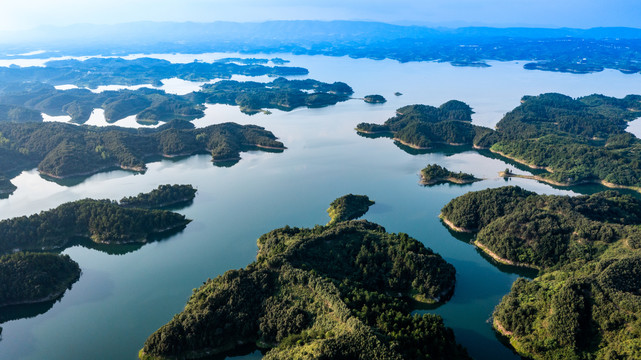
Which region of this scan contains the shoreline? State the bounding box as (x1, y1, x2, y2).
(0, 271, 80, 308)
(420, 175, 479, 186)
(439, 213, 475, 233)
(499, 171, 641, 193)
(474, 240, 539, 270)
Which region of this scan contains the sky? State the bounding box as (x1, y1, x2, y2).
(0, 0, 639, 32)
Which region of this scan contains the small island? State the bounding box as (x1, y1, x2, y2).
(0, 177, 16, 196)
(0, 186, 194, 254)
(120, 184, 197, 209)
(326, 193, 374, 224)
(420, 164, 479, 185)
(363, 94, 386, 104)
(441, 186, 641, 359)
(0, 252, 81, 307)
(140, 196, 468, 360)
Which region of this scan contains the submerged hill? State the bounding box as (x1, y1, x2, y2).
(140, 196, 468, 360)
(442, 186, 641, 359)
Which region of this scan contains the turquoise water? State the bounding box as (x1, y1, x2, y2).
(1, 55, 640, 360)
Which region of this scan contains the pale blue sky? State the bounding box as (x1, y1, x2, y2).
(0, 0, 639, 31)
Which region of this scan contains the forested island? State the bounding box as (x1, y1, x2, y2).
(0, 120, 284, 192)
(356, 101, 491, 149)
(326, 194, 374, 224)
(420, 164, 479, 185)
(140, 196, 467, 360)
(363, 94, 386, 104)
(360, 93, 641, 190)
(0, 76, 353, 124)
(0, 185, 194, 254)
(0, 57, 308, 88)
(0, 252, 81, 307)
(120, 184, 197, 209)
(441, 186, 641, 359)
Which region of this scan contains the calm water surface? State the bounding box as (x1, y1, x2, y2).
(1, 54, 640, 360)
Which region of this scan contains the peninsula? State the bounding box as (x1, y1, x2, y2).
(120, 184, 197, 209)
(420, 164, 479, 185)
(441, 186, 641, 359)
(140, 196, 468, 360)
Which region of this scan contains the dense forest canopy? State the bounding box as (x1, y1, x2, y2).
(141, 196, 467, 360)
(326, 194, 374, 224)
(442, 186, 641, 359)
(120, 184, 197, 209)
(0, 120, 284, 190)
(0, 191, 192, 253)
(360, 94, 641, 189)
(356, 100, 491, 149)
(0, 252, 81, 307)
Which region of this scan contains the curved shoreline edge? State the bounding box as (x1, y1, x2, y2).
(438, 213, 475, 233)
(492, 149, 641, 193)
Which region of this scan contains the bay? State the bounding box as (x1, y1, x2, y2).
(0, 54, 640, 360)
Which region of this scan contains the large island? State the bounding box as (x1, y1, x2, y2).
(360, 93, 641, 191)
(140, 196, 468, 360)
(442, 186, 641, 359)
(0, 120, 284, 194)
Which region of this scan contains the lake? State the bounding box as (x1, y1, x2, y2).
(1, 54, 640, 360)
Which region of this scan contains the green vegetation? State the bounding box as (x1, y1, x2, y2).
(0, 177, 16, 195)
(120, 184, 197, 209)
(0, 197, 190, 253)
(420, 164, 479, 185)
(140, 197, 467, 360)
(198, 77, 353, 114)
(0, 104, 42, 123)
(356, 101, 491, 149)
(326, 194, 374, 224)
(0, 64, 351, 123)
(0, 120, 284, 183)
(488, 93, 641, 189)
(363, 94, 386, 104)
(0, 252, 80, 306)
(442, 186, 641, 359)
(0, 57, 308, 88)
(361, 94, 641, 189)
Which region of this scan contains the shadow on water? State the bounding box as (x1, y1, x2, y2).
(0, 278, 81, 325)
(0, 300, 57, 325)
(69, 224, 189, 255)
(442, 220, 539, 279)
(393, 142, 475, 157)
(39, 167, 145, 187)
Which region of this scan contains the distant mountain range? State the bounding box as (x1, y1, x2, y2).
(1, 20, 640, 74)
